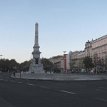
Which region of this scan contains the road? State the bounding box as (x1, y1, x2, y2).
(0, 73, 107, 107)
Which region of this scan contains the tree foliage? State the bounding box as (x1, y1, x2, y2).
(41, 58, 53, 72)
(19, 60, 31, 72)
(0, 58, 54, 73)
(0, 59, 19, 72)
(83, 56, 94, 70)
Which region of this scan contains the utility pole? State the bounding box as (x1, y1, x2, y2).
(0, 55, 3, 60)
(63, 51, 67, 73)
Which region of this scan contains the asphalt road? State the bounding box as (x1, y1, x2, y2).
(0, 73, 107, 107)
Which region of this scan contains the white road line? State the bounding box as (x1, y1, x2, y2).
(96, 98, 107, 103)
(2, 80, 8, 82)
(96, 87, 107, 92)
(39, 86, 50, 89)
(27, 83, 34, 86)
(98, 87, 107, 90)
(17, 82, 23, 84)
(60, 90, 76, 95)
(96, 89, 101, 91)
(37, 86, 77, 95)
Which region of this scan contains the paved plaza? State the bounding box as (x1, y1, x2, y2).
(13, 72, 107, 81)
(0, 74, 107, 107)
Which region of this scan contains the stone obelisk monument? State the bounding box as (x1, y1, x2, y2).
(29, 22, 44, 73)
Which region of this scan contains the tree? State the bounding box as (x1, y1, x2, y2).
(83, 56, 94, 72)
(0, 59, 9, 72)
(0, 59, 19, 72)
(19, 60, 31, 72)
(41, 58, 53, 73)
(9, 59, 19, 72)
(105, 55, 107, 70)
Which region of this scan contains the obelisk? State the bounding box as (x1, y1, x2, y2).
(29, 23, 44, 73)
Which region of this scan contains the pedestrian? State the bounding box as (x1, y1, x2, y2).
(13, 71, 15, 77)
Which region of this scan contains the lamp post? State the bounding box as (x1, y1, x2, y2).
(0, 55, 3, 58)
(63, 51, 67, 73)
(0, 55, 2, 72)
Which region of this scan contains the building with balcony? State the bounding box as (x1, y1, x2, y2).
(69, 35, 107, 71)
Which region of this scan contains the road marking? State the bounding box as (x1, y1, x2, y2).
(96, 87, 107, 92)
(96, 89, 101, 91)
(98, 87, 107, 90)
(96, 98, 107, 103)
(39, 86, 50, 89)
(2, 80, 8, 82)
(17, 82, 23, 84)
(39, 86, 76, 94)
(27, 83, 34, 86)
(60, 90, 76, 95)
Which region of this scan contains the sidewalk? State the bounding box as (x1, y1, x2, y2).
(12, 72, 107, 81)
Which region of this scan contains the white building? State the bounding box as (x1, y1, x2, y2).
(69, 35, 107, 71)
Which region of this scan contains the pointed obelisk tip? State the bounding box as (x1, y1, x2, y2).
(35, 22, 38, 25)
(35, 22, 38, 32)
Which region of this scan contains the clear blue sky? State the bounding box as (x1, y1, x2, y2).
(0, 0, 107, 63)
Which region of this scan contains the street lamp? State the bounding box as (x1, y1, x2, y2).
(63, 51, 67, 73)
(0, 55, 3, 59)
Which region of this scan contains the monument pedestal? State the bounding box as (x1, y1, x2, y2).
(29, 63, 44, 73)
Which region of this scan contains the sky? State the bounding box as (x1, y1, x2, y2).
(0, 0, 107, 63)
